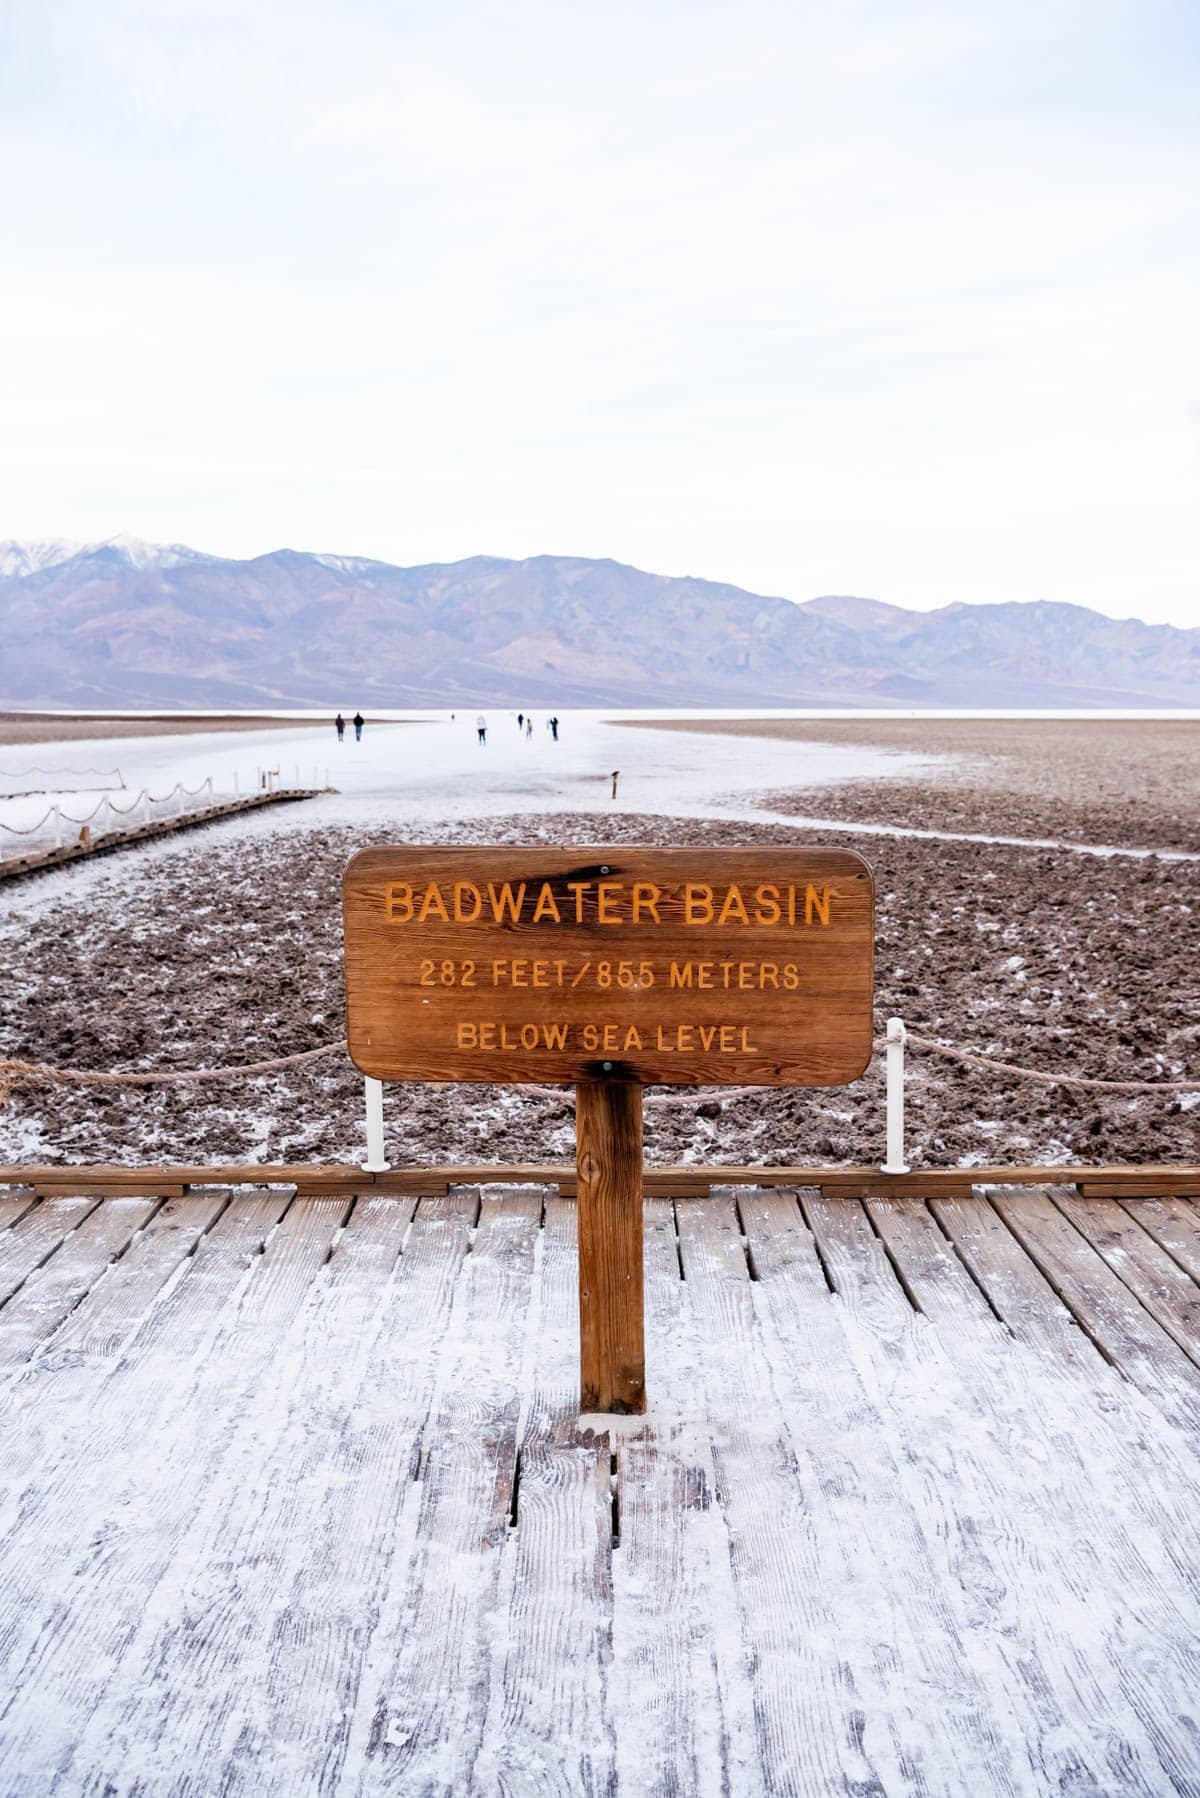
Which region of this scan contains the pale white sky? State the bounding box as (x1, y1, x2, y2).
(1, 0, 1197, 625)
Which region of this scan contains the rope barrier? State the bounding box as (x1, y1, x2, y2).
(0, 780, 215, 841)
(1, 1035, 1196, 1098)
(56, 797, 109, 826)
(902, 1030, 1200, 1093)
(0, 764, 124, 786)
(105, 790, 148, 816)
(0, 806, 57, 837)
(0, 1044, 341, 1097)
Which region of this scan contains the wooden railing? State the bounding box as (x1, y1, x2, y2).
(1, 1162, 1196, 1200)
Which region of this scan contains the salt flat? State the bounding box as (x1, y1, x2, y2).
(0, 709, 950, 839)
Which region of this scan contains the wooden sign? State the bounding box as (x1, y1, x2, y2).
(343, 845, 874, 1088)
(343, 844, 875, 1416)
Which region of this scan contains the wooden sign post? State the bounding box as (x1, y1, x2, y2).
(344, 846, 875, 1414)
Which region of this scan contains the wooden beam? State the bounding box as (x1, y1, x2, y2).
(576, 1081, 645, 1415)
(1077, 1182, 1200, 1199)
(1, 1162, 1198, 1198)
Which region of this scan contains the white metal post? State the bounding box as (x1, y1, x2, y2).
(142, 789, 151, 825)
(99, 796, 109, 834)
(881, 1016, 909, 1174)
(52, 804, 62, 849)
(233, 770, 239, 798)
(363, 1077, 389, 1171)
(206, 776, 213, 804)
(177, 784, 185, 817)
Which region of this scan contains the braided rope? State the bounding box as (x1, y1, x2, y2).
(0, 764, 124, 784)
(0, 806, 57, 837)
(902, 1030, 1199, 1092)
(0, 1043, 341, 1099)
(1, 1035, 1195, 1099)
(57, 797, 109, 826)
(105, 789, 147, 817)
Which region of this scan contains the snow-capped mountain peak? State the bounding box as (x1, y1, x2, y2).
(0, 538, 87, 579)
(0, 535, 206, 579)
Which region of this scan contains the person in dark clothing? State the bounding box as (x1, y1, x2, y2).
(517, 713, 524, 730)
(477, 714, 487, 744)
(353, 711, 364, 742)
(550, 716, 559, 740)
(335, 713, 345, 741)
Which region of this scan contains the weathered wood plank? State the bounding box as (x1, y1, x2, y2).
(39, 1190, 231, 1367)
(674, 1191, 895, 1796)
(805, 1194, 1179, 1796)
(128, 1189, 482, 1796)
(736, 1186, 1022, 1793)
(934, 1191, 1200, 1606)
(353, 1185, 543, 1792)
(61, 1193, 421, 1793)
(0, 1196, 159, 1369)
(608, 1196, 756, 1796)
(930, 1190, 1098, 1374)
(0, 1195, 347, 1787)
(867, 1193, 1200, 1793)
(242, 1191, 480, 1795)
(1121, 1196, 1200, 1286)
(0, 1195, 100, 1309)
(474, 1192, 616, 1794)
(0, 1185, 293, 1553)
(0, 1189, 277, 1453)
(990, 1185, 1200, 1436)
(1053, 1189, 1200, 1368)
(0, 1190, 37, 1232)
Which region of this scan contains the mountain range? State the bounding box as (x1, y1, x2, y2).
(1, 535, 1196, 710)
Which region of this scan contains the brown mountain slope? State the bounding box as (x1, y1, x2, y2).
(1, 542, 1195, 708)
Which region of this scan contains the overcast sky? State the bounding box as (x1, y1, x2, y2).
(1, 0, 1197, 625)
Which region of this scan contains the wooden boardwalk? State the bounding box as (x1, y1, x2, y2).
(0, 787, 320, 882)
(1, 1182, 1199, 1795)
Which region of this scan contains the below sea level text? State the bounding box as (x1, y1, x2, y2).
(455, 1022, 761, 1055)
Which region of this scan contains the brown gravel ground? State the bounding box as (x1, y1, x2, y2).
(627, 717, 1200, 852)
(0, 714, 417, 746)
(1, 810, 1196, 1170)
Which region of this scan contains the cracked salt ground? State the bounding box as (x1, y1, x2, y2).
(1, 789, 1196, 1165)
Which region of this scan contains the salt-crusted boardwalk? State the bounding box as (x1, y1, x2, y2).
(1, 1184, 1199, 1796)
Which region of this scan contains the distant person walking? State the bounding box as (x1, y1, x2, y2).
(517, 712, 524, 731)
(335, 713, 345, 742)
(550, 715, 559, 741)
(477, 714, 487, 744)
(525, 716, 533, 739)
(353, 711, 364, 743)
